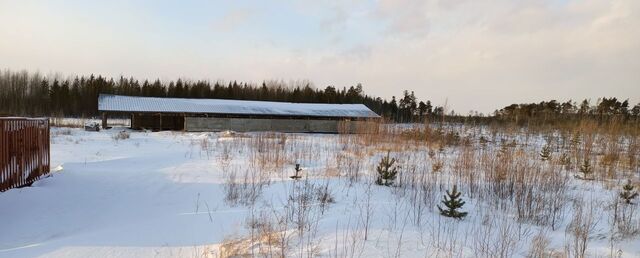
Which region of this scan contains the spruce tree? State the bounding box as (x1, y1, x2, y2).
(290, 163, 302, 180)
(375, 151, 398, 186)
(559, 153, 571, 168)
(438, 185, 468, 219)
(579, 158, 593, 179)
(498, 143, 509, 158)
(479, 136, 489, 148)
(428, 149, 436, 159)
(620, 180, 638, 204)
(571, 133, 581, 146)
(539, 144, 552, 161)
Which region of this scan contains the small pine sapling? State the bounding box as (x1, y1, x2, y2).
(571, 133, 580, 146)
(428, 148, 436, 159)
(560, 153, 571, 167)
(479, 136, 489, 148)
(375, 151, 398, 186)
(432, 160, 443, 173)
(452, 132, 461, 144)
(437, 185, 468, 219)
(578, 158, 593, 180)
(290, 163, 302, 180)
(498, 144, 509, 158)
(620, 180, 639, 204)
(539, 144, 552, 161)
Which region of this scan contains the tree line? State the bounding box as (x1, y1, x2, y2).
(0, 69, 638, 124)
(493, 98, 640, 125)
(0, 69, 441, 122)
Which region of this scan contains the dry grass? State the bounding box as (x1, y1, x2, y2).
(219, 230, 287, 258)
(211, 117, 639, 257)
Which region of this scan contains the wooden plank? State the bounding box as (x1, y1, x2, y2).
(20, 120, 24, 187)
(36, 121, 41, 177)
(14, 121, 17, 188)
(8, 120, 11, 190)
(46, 119, 50, 173)
(13, 120, 18, 188)
(4, 120, 8, 191)
(1, 120, 5, 190)
(2, 121, 5, 189)
(30, 122, 35, 181)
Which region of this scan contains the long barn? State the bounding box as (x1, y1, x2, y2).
(98, 94, 380, 133)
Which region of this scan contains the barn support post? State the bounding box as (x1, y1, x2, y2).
(159, 113, 162, 130)
(102, 112, 108, 129)
(182, 113, 186, 131)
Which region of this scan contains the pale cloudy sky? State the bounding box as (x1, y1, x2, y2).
(0, 0, 638, 113)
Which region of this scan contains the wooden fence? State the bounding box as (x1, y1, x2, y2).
(0, 118, 50, 192)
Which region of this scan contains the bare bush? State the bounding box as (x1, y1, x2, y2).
(527, 230, 551, 258)
(472, 213, 526, 258)
(609, 190, 640, 239)
(565, 200, 598, 258)
(223, 165, 270, 207)
(112, 130, 130, 141)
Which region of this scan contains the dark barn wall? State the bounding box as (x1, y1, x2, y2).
(114, 112, 375, 133)
(184, 117, 367, 133)
(131, 114, 184, 130)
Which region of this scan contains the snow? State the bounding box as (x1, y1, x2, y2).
(0, 126, 639, 257)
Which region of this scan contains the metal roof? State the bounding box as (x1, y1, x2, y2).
(98, 94, 380, 118)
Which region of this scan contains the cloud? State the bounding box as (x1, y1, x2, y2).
(373, 0, 431, 38)
(290, 0, 639, 112)
(212, 7, 254, 32)
(0, 0, 638, 113)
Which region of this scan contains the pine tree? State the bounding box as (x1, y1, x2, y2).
(479, 136, 489, 147)
(375, 151, 398, 186)
(539, 144, 552, 161)
(418, 101, 427, 118)
(578, 99, 590, 115)
(620, 180, 638, 204)
(425, 100, 433, 116)
(498, 143, 509, 158)
(571, 133, 580, 146)
(631, 103, 640, 117)
(437, 185, 468, 219)
(579, 158, 593, 179)
(559, 153, 571, 167)
(290, 163, 302, 180)
(428, 148, 436, 159)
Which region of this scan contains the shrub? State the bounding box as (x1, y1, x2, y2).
(112, 130, 130, 141)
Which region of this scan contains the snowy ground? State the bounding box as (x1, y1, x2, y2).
(0, 126, 639, 257)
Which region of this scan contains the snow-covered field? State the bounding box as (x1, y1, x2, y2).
(1, 125, 639, 258)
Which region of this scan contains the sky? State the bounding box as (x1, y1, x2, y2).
(0, 0, 638, 113)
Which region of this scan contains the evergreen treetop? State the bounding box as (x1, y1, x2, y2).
(620, 180, 639, 204)
(539, 144, 552, 161)
(375, 151, 398, 186)
(438, 185, 468, 219)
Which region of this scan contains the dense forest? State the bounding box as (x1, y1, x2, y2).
(1, 70, 638, 124)
(0, 70, 437, 122)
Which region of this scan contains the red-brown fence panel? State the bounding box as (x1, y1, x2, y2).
(0, 118, 50, 192)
